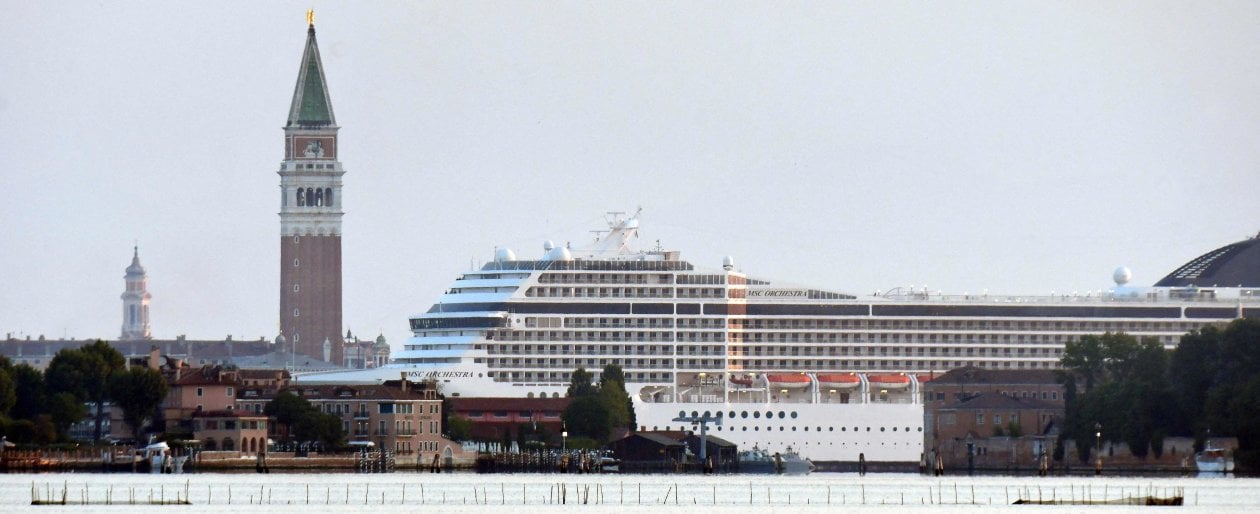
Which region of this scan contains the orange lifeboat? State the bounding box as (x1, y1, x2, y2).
(867, 374, 911, 389)
(816, 373, 861, 389)
(766, 374, 812, 389)
(729, 375, 755, 387)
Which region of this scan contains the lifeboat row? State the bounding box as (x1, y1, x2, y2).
(728, 373, 920, 390)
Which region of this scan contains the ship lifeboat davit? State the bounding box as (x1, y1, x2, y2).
(816, 374, 861, 389)
(867, 374, 911, 389)
(766, 374, 812, 389)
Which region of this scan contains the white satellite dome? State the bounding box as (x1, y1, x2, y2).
(544, 246, 574, 262)
(722, 255, 735, 271)
(1113, 266, 1132, 286)
(494, 247, 517, 262)
(543, 240, 555, 251)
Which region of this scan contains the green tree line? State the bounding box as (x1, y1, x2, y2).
(1059, 318, 1260, 471)
(0, 340, 167, 445)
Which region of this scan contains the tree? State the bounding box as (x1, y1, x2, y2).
(264, 391, 313, 441)
(292, 411, 345, 449)
(563, 396, 609, 442)
(265, 390, 344, 448)
(598, 363, 635, 433)
(0, 356, 16, 418)
(9, 364, 46, 422)
(47, 392, 87, 440)
(108, 367, 169, 440)
(1060, 332, 1172, 460)
(446, 414, 472, 441)
(45, 340, 125, 441)
(566, 368, 596, 397)
(1060, 335, 1107, 394)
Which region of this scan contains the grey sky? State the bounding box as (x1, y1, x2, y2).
(3, 2, 1259, 348)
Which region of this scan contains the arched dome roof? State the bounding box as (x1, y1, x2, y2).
(1154, 233, 1260, 288)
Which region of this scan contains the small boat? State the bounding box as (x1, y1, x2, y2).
(728, 375, 755, 387)
(1195, 447, 1234, 473)
(737, 444, 814, 474)
(867, 374, 911, 389)
(765, 374, 811, 389)
(817, 374, 861, 389)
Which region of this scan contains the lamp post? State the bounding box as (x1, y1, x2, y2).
(1094, 422, 1102, 475)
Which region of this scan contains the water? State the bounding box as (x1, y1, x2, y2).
(4, 471, 1257, 513)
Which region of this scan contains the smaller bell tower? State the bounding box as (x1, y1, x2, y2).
(120, 246, 152, 340)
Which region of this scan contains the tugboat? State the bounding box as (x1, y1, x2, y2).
(737, 444, 814, 474)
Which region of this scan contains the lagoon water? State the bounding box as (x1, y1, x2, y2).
(3, 471, 1258, 513)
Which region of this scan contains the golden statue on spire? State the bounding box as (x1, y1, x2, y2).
(306, 9, 315, 27)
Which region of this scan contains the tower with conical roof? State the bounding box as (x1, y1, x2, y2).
(278, 12, 345, 365)
(120, 246, 152, 340)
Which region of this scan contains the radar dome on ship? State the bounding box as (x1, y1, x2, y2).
(544, 246, 573, 262)
(722, 255, 735, 271)
(1113, 266, 1132, 285)
(494, 247, 517, 262)
(543, 240, 555, 251)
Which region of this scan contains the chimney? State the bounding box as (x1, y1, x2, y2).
(400, 372, 408, 393)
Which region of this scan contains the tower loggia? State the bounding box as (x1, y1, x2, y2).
(278, 16, 344, 365)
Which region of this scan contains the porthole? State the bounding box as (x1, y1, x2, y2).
(791, 427, 797, 431)
(841, 427, 846, 432)
(917, 427, 923, 432)
(729, 411, 736, 418)
(753, 412, 760, 419)
(790, 411, 798, 419)
(678, 411, 686, 418)
(880, 427, 886, 432)
(691, 411, 699, 418)
(765, 411, 772, 419)
(741, 411, 748, 419)
(703, 411, 711, 418)
(742, 427, 747, 432)
(754, 427, 759, 432)
(866, 427, 871, 432)
(804, 426, 809, 431)
(779, 427, 784, 431)
(777, 411, 785, 419)
(829, 427, 834, 432)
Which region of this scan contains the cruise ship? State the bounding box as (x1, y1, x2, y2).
(300, 210, 1260, 464)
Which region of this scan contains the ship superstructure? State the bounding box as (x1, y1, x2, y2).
(300, 211, 1259, 463)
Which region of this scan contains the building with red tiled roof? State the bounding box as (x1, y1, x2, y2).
(446, 397, 570, 444)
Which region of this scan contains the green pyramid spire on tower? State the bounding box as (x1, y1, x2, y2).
(287, 16, 336, 127)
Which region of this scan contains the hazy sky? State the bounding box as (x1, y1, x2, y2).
(3, 2, 1259, 348)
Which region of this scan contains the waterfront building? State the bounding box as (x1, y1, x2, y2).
(446, 397, 569, 443)
(236, 378, 460, 460)
(193, 410, 269, 454)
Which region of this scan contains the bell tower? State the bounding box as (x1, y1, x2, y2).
(120, 246, 152, 341)
(278, 12, 345, 365)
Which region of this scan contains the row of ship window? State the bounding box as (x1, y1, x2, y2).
(643, 425, 925, 434)
(533, 273, 729, 285)
(508, 314, 1210, 333)
(484, 360, 1059, 382)
(526, 287, 726, 299)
